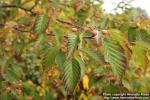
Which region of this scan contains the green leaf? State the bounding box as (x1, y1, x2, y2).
(68, 34, 79, 57)
(35, 14, 49, 34)
(109, 29, 132, 60)
(89, 75, 105, 87)
(135, 41, 150, 51)
(128, 27, 137, 42)
(62, 58, 81, 94)
(4, 58, 22, 82)
(138, 29, 150, 43)
(83, 31, 93, 38)
(104, 38, 128, 78)
(120, 21, 130, 32)
(80, 48, 105, 65)
(0, 93, 12, 100)
(53, 0, 59, 8)
(56, 52, 66, 70)
(75, 57, 85, 77)
(99, 17, 109, 28)
(109, 29, 125, 42)
(76, 9, 89, 25)
(54, 28, 63, 47)
(103, 84, 120, 92)
(15, 0, 21, 6)
(128, 28, 150, 43)
(131, 42, 148, 69)
(44, 92, 55, 100)
(42, 47, 59, 68)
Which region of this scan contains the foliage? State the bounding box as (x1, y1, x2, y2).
(104, 37, 127, 79)
(35, 14, 49, 34)
(0, 0, 150, 99)
(62, 58, 81, 94)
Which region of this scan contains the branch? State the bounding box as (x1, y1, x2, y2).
(0, 4, 93, 39)
(56, 18, 95, 39)
(14, 27, 31, 33)
(0, 5, 37, 15)
(56, 18, 81, 29)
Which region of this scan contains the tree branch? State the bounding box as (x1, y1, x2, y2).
(0, 5, 37, 15)
(56, 18, 81, 29)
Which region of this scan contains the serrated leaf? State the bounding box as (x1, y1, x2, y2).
(135, 41, 150, 51)
(128, 27, 137, 42)
(83, 31, 93, 38)
(104, 38, 128, 78)
(54, 28, 63, 47)
(100, 17, 109, 28)
(131, 42, 149, 70)
(0, 93, 12, 100)
(44, 92, 55, 100)
(62, 58, 81, 94)
(103, 84, 120, 92)
(35, 14, 49, 34)
(138, 29, 150, 43)
(128, 28, 150, 43)
(15, 0, 21, 5)
(56, 52, 66, 70)
(68, 34, 79, 57)
(42, 47, 59, 68)
(80, 48, 105, 65)
(109, 29, 132, 60)
(76, 9, 89, 25)
(4, 58, 22, 82)
(75, 57, 85, 77)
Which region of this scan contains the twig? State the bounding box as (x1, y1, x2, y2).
(0, 5, 37, 15)
(56, 18, 81, 29)
(14, 27, 31, 33)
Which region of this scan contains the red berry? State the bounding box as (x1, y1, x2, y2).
(92, 30, 97, 37)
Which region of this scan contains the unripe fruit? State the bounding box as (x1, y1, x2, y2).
(86, 18, 91, 23)
(101, 30, 109, 35)
(72, 27, 78, 32)
(136, 23, 140, 28)
(18, 84, 22, 87)
(102, 65, 107, 69)
(146, 24, 150, 29)
(6, 87, 11, 92)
